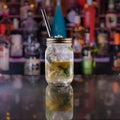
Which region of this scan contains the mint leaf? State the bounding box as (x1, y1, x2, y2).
(68, 46, 72, 51)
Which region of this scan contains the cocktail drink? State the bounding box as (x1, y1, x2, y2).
(46, 61, 73, 84)
(45, 37, 74, 86)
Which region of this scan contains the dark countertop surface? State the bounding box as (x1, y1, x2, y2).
(0, 74, 120, 120)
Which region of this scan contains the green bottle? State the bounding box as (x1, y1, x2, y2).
(82, 51, 93, 75)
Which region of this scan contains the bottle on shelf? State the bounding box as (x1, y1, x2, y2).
(20, 0, 31, 20)
(0, 7, 10, 71)
(84, 27, 90, 45)
(77, 0, 86, 14)
(82, 51, 94, 75)
(24, 34, 40, 76)
(0, 9, 13, 40)
(52, 0, 67, 37)
(115, 0, 120, 13)
(96, 19, 109, 57)
(82, 27, 91, 57)
(100, 0, 108, 15)
(44, 0, 54, 25)
(0, 4, 3, 20)
(82, 27, 96, 58)
(0, 35, 9, 71)
(72, 15, 84, 58)
(111, 31, 120, 73)
(105, 0, 117, 42)
(10, 18, 23, 58)
(21, 9, 38, 36)
(35, 0, 44, 14)
(93, 1, 100, 28)
(77, 0, 86, 8)
(84, 0, 96, 43)
(21, 9, 38, 52)
(66, 0, 78, 38)
(66, 0, 78, 25)
(106, 0, 117, 29)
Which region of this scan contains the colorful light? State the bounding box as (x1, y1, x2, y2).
(30, 3, 35, 9)
(3, 4, 8, 9)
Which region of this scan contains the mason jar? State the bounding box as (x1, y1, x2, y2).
(45, 85, 73, 120)
(45, 37, 74, 86)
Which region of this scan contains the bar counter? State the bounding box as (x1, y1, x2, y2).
(0, 74, 119, 120)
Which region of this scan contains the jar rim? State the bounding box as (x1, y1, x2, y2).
(47, 37, 72, 44)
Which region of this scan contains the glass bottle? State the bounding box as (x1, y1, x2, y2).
(10, 18, 23, 58)
(85, 27, 90, 43)
(111, 31, 120, 73)
(84, 0, 96, 43)
(21, 9, 38, 51)
(72, 15, 84, 58)
(0, 9, 13, 40)
(0, 4, 3, 20)
(82, 27, 91, 57)
(66, 0, 78, 25)
(52, 0, 67, 37)
(105, 0, 117, 42)
(106, 0, 117, 29)
(44, 0, 54, 25)
(20, 0, 31, 20)
(24, 35, 40, 76)
(21, 9, 38, 39)
(115, 0, 120, 13)
(46, 85, 73, 120)
(35, 0, 44, 14)
(82, 51, 94, 75)
(0, 35, 9, 71)
(82, 27, 97, 58)
(100, 0, 108, 15)
(96, 19, 109, 57)
(45, 37, 74, 86)
(65, 0, 80, 38)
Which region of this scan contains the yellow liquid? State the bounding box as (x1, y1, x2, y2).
(52, 61, 70, 69)
(45, 61, 73, 84)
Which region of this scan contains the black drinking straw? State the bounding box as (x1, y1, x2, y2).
(41, 8, 52, 38)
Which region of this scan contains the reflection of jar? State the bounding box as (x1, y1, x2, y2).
(24, 42, 40, 75)
(0, 36, 9, 71)
(45, 85, 73, 120)
(45, 37, 74, 86)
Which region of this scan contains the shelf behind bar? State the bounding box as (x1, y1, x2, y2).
(99, 14, 120, 18)
(9, 15, 41, 18)
(9, 57, 110, 63)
